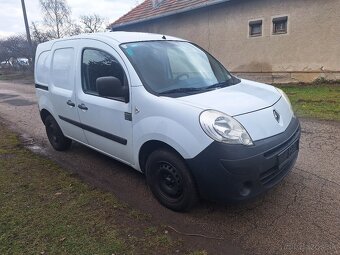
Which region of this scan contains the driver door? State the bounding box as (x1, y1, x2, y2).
(75, 39, 133, 165)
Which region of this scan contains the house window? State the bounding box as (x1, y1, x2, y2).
(273, 16, 288, 34)
(249, 20, 262, 37)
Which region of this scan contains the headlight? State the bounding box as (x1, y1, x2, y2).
(199, 110, 253, 146)
(276, 88, 294, 115)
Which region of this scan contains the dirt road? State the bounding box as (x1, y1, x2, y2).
(0, 80, 339, 255)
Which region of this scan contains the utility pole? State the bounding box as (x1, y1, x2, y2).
(20, 0, 34, 65)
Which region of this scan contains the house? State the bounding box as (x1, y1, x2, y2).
(110, 0, 340, 83)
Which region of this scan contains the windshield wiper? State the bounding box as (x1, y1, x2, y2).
(204, 81, 229, 90)
(159, 80, 235, 95)
(159, 87, 203, 95)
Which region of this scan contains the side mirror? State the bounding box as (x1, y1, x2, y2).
(96, 76, 129, 102)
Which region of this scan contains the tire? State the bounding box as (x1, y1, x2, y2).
(45, 115, 72, 151)
(145, 149, 198, 212)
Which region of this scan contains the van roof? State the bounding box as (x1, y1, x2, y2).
(40, 31, 184, 46)
(93, 31, 183, 43)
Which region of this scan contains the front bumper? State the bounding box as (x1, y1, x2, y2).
(186, 117, 301, 202)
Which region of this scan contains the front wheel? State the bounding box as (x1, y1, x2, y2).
(145, 149, 198, 212)
(45, 115, 72, 151)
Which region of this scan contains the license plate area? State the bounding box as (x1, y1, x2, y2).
(277, 140, 299, 166)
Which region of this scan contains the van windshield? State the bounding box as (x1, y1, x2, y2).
(120, 41, 240, 97)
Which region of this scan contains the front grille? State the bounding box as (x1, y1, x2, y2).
(263, 125, 300, 159)
(259, 150, 298, 187)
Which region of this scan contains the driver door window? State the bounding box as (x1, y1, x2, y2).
(81, 48, 127, 97)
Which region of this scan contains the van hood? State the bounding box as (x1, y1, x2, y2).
(173, 79, 281, 116)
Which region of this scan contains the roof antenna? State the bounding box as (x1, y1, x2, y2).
(162, 35, 166, 40)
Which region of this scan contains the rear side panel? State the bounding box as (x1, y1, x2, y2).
(35, 40, 87, 144)
(35, 48, 52, 114)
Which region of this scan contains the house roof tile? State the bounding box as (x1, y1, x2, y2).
(110, 0, 230, 29)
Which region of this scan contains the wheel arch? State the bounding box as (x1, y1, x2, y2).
(40, 108, 52, 124)
(138, 140, 183, 173)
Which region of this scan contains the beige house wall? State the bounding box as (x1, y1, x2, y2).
(118, 0, 340, 83)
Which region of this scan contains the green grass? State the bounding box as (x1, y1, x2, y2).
(276, 83, 340, 121)
(0, 123, 186, 255)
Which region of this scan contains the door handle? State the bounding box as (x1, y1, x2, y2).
(66, 100, 75, 107)
(78, 103, 88, 111)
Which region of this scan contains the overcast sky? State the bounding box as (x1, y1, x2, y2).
(0, 0, 141, 38)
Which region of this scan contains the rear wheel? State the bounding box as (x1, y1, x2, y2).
(145, 149, 198, 212)
(45, 115, 72, 151)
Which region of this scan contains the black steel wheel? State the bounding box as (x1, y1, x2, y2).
(146, 149, 198, 212)
(45, 115, 72, 151)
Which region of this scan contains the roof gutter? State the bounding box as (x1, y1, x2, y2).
(110, 0, 231, 30)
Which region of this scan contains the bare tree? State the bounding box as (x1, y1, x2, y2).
(0, 40, 12, 63)
(68, 23, 82, 36)
(79, 14, 105, 33)
(31, 22, 50, 43)
(39, 0, 78, 39)
(1, 35, 33, 60)
(0, 35, 36, 70)
(31, 0, 105, 42)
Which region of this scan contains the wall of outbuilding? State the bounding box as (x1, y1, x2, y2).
(113, 0, 340, 83)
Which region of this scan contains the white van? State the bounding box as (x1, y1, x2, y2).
(35, 32, 300, 211)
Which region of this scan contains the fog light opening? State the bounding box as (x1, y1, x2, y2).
(239, 181, 252, 197)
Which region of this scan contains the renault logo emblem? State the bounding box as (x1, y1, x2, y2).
(273, 110, 280, 123)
